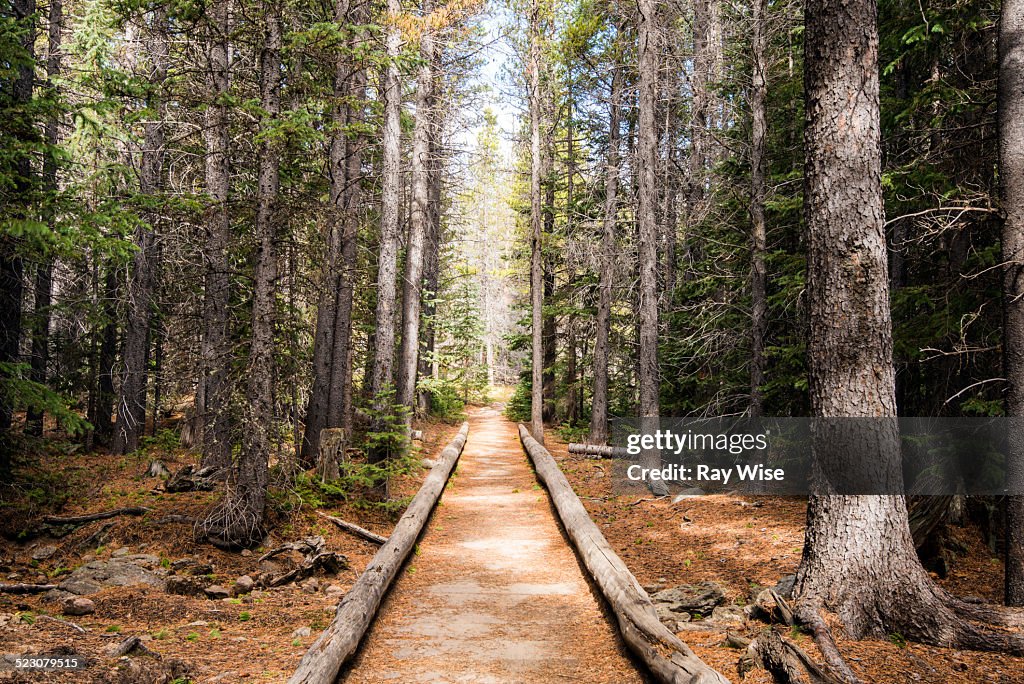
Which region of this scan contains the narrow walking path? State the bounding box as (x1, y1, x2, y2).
(341, 406, 647, 684)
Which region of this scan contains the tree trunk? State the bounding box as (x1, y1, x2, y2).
(200, 0, 233, 468)
(367, 0, 404, 463)
(397, 0, 437, 421)
(201, 7, 280, 549)
(1000, 0, 1024, 608)
(93, 269, 118, 446)
(748, 0, 768, 418)
(113, 6, 167, 454)
(418, 112, 443, 416)
(637, 0, 660, 423)
(589, 47, 620, 445)
(793, 0, 1021, 654)
(529, 0, 545, 444)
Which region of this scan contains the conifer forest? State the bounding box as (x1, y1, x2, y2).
(2, 0, 1024, 681)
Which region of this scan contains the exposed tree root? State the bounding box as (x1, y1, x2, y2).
(195, 493, 265, 549)
(792, 600, 864, 684)
(944, 592, 1024, 629)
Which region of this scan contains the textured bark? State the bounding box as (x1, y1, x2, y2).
(92, 269, 119, 446)
(792, 0, 1018, 653)
(113, 7, 167, 454)
(589, 50, 620, 445)
(529, 0, 545, 444)
(637, 0, 660, 422)
(748, 0, 767, 417)
(1000, 0, 1024, 608)
(199, 0, 233, 468)
(367, 0, 404, 459)
(200, 9, 280, 548)
(418, 114, 443, 416)
(397, 0, 437, 419)
(542, 171, 556, 423)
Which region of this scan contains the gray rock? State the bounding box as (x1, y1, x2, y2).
(291, 626, 311, 639)
(709, 605, 746, 624)
(204, 585, 230, 600)
(650, 582, 726, 616)
(171, 558, 197, 571)
(300, 578, 319, 594)
(232, 575, 254, 596)
(31, 545, 57, 561)
(51, 558, 166, 597)
(124, 554, 161, 569)
(62, 597, 95, 616)
(112, 547, 130, 558)
(324, 584, 344, 597)
(774, 574, 796, 599)
(671, 488, 706, 503)
(166, 575, 208, 598)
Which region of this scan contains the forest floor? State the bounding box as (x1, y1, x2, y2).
(1, 405, 1022, 683)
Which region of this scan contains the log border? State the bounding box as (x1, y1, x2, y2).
(519, 424, 731, 684)
(288, 421, 469, 684)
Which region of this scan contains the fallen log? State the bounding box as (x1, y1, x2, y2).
(288, 421, 469, 684)
(520, 425, 729, 684)
(0, 582, 58, 594)
(42, 507, 150, 526)
(317, 511, 387, 545)
(568, 443, 629, 458)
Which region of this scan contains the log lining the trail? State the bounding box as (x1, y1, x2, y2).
(287, 422, 469, 684)
(520, 425, 731, 684)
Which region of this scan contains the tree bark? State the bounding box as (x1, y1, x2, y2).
(590, 45, 620, 445)
(199, 0, 233, 468)
(200, 7, 281, 548)
(418, 102, 444, 416)
(748, 0, 768, 418)
(26, 0, 61, 438)
(113, 6, 167, 454)
(1000, 0, 1024, 608)
(637, 0, 660, 422)
(367, 0, 404, 462)
(529, 0, 545, 444)
(397, 0, 437, 420)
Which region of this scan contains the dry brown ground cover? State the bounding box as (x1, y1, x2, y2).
(0, 418, 462, 683)
(543, 427, 1024, 684)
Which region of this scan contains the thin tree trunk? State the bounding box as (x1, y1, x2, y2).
(748, 0, 768, 418)
(114, 6, 167, 454)
(529, 0, 545, 444)
(94, 269, 118, 446)
(418, 113, 443, 416)
(589, 47, 620, 445)
(542, 170, 556, 423)
(397, 0, 437, 421)
(367, 0, 404, 464)
(200, 0, 233, 468)
(201, 7, 280, 549)
(1000, 0, 1024, 608)
(27, 0, 61, 438)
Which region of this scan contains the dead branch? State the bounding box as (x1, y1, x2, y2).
(0, 583, 58, 594)
(36, 614, 86, 634)
(317, 511, 387, 545)
(42, 507, 151, 526)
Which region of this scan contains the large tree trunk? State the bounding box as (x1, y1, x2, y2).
(794, 0, 1024, 657)
(26, 0, 61, 438)
(1000, 0, 1024, 608)
(113, 6, 167, 455)
(589, 47, 620, 445)
(199, 0, 233, 468)
(417, 108, 443, 416)
(367, 0, 404, 463)
(748, 0, 767, 418)
(529, 0, 545, 444)
(201, 7, 280, 549)
(396, 0, 437, 421)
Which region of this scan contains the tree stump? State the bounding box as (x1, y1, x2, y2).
(317, 428, 347, 482)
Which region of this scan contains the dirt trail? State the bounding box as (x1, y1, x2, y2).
(340, 406, 647, 684)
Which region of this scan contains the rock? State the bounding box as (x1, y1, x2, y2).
(709, 605, 746, 624)
(291, 626, 311, 639)
(124, 554, 161, 569)
(185, 563, 214, 577)
(31, 545, 57, 561)
(650, 582, 726, 616)
(166, 575, 209, 598)
(171, 558, 197, 571)
(62, 597, 96, 616)
(46, 559, 165, 599)
(300, 578, 319, 594)
(258, 560, 282, 574)
(774, 574, 796, 599)
(240, 549, 252, 557)
(324, 584, 344, 598)
(654, 602, 691, 627)
(112, 547, 130, 558)
(188, 620, 209, 627)
(671, 488, 706, 503)
(204, 585, 230, 600)
(232, 575, 254, 596)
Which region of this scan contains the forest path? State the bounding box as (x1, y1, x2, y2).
(339, 406, 647, 683)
